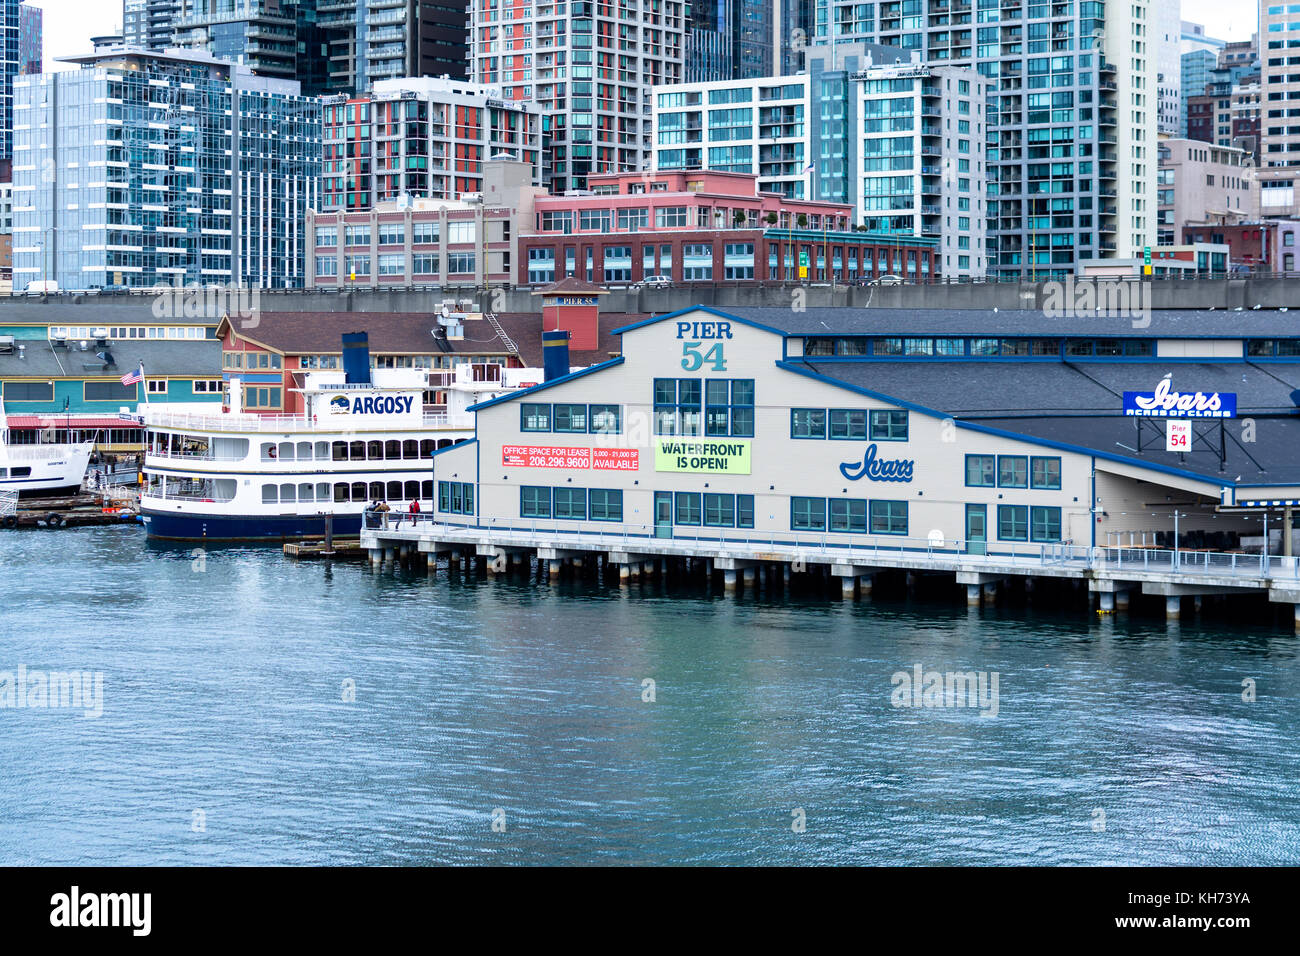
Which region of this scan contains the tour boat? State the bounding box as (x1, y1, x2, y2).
(0, 403, 95, 498)
(139, 360, 532, 542)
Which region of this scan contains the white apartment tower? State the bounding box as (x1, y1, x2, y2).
(466, 0, 686, 193)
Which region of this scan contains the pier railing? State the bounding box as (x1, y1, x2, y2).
(143, 411, 467, 432)
(368, 513, 1300, 582)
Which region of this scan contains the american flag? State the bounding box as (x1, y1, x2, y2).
(120, 364, 144, 387)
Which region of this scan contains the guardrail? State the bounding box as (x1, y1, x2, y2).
(142, 411, 466, 433)
(363, 513, 1300, 581)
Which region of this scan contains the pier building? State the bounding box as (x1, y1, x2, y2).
(361, 302, 1300, 626)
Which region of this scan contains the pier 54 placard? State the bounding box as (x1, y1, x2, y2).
(655, 440, 752, 475)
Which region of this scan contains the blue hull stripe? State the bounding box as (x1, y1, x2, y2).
(142, 510, 364, 542)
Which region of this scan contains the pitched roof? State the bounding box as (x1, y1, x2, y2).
(531, 276, 610, 296)
(224, 312, 516, 356)
(493, 311, 634, 367)
(0, 339, 221, 378)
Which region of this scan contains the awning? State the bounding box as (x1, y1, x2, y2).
(5, 415, 143, 429)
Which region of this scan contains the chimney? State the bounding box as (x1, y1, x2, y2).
(542, 329, 571, 382)
(342, 332, 372, 385)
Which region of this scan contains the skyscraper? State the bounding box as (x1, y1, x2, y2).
(17, 1, 40, 76)
(123, 0, 182, 52)
(12, 48, 321, 289)
(467, 0, 687, 193)
(685, 0, 774, 81)
(806, 0, 1159, 279)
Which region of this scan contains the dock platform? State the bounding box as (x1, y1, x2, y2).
(356, 515, 1300, 628)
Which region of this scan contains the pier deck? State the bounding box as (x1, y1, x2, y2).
(358, 516, 1300, 627)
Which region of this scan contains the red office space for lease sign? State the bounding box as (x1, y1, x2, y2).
(501, 445, 641, 470)
(502, 445, 592, 469)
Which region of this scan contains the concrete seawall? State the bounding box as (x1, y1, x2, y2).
(3, 277, 1298, 320)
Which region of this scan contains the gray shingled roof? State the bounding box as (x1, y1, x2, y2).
(801, 359, 1300, 484)
(0, 340, 221, 378)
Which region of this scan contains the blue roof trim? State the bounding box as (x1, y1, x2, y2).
(429, 438, 476, 459)
(610, 305, 790, 338)
(774, 360, 1235, 488)
(466, 357, 626, 411)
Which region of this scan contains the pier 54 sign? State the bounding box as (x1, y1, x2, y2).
(840, 444, 915, 483)
(1123, 379, 1237, 418)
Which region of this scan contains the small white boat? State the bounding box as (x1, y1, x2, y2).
(1, 402, 95, 498)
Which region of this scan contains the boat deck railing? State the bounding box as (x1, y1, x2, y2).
(142, 411, 471, 433)
(363, 513, 1300, 583)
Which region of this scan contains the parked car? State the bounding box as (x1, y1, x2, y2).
(870, 274, 905, 287)
(631, 274, 672, 291)
(23, 280, 59, 295)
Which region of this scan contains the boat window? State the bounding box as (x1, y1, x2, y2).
(387, 481, 402, 500)
(261, 443, 277, 461)
(367, 440, 383, 460)
(437, 438, 453, 450)
(332, 441, 348, 462)
(334, 484, 350, 503)
(278, 442, 295, 461)
(349, 441, 365, 460)
(296, 442, 313, 460)
(298, 483, 314, 503)
(421, 480, 433, 498)
(369, 481, 385, 501)
(315, 442, 330, 460)
(385, 440, 401, 460)
(404, 480, 419, 499)
(11, 468, 30, 478)
(351, 482, 367, 501)
(280, 484, 297, 503)
(262, 485, 278, 504)
(316, 482, 330, 502)
(403, 440, 419, 459)
(419, 440, 435, 457)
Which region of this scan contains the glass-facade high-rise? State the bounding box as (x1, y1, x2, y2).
(807, 0, 1158, 279)
(11, 49, 321, 290)
(685, 0, 774, 81)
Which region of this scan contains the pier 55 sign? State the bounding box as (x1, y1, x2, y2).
(1123, 379, 1237, 418)
(656, 440, 751, 475)
(840, 444, 915, 483)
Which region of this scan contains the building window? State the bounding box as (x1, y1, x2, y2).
(869, 410, 908, 442)
(675, 491, 702, 525)
(146, 379, 168, 395)
(528, 247, 556, 284)
(553, 488, 586, 520)
(603, 246, 632, 282)
(829, 498, 868, 533)
(378, 254, 404, 276)
(589, 489, 623, 522)
(589, 404, 622, 434)
(315, 226, 338, 247)
(869, 500, 908, 535)
(345, 255, 370, 277)
(438, 481, 474, 515)
(412, 221, 440, 244)
(655, 206, 689, 228)
(965, 454, 996, 487)
(1031, 456, 1061, 490)
(791, 496, 827, 531)
(378, 223, 404, 246)
(316, 256, 338, 277)
(447, 252, 476, 274)
(829, 409, 868, 440)
(520, 486, 551, 518)
(521, 403, 551, 431)
(683, 243, 713, 280)
(704, 379, 755, 437)
(3, 381, 53, 401)
(413, 254, 439, 276)
(997, 504, 1029, 541)
(998, 455, 1028, 488)
(85, 381, 137, 402)
(344, 225, 370, 247)
(553, 403, 588, 432)
(724, 243, 755, 280)
(791, 408, 827, 439)
(654, 378, 702, 435)
(1031, 506, 1062, 542)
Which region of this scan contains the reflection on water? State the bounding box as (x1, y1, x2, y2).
(0, 527, 1297, 865)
